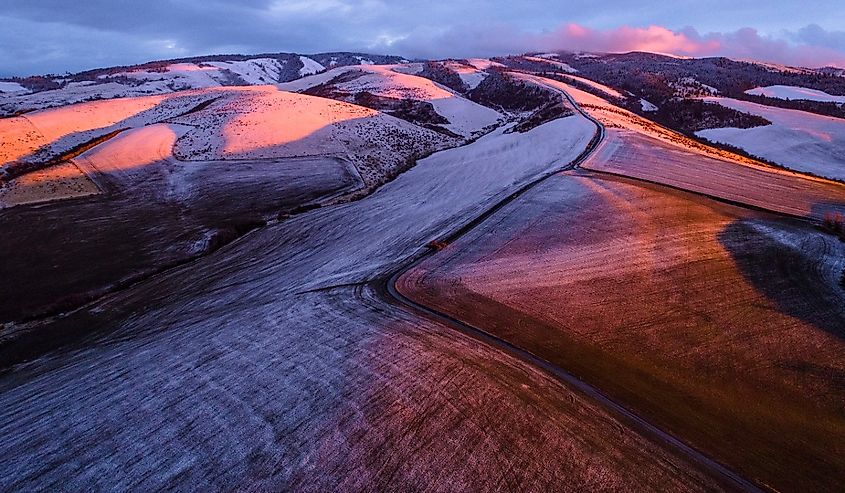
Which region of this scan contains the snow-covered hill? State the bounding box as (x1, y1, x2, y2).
(0, 52, 408, 116)
(746, 85, 845, 104)
(698, 97, 845, 180)
(279, 64, 503, 138)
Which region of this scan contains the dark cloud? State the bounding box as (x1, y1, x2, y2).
(1, 1, 844, 76)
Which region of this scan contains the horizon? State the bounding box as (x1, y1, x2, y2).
(3, 48, 843, 80)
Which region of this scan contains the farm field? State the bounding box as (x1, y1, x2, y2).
(0, 112, 740, 491)
(0, 85, 454, 327)
(397, 73, 845, 491)
(698, 97, 845, 180)
(398, 168, 845, 491)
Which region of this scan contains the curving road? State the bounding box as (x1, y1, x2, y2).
(1, 113, 738, 491)
(386, 86, 765, 493)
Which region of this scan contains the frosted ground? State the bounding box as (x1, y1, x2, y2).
(0, 113, 730, 491)
(746, 85, 845, 103)
(698, 97, 845, 180)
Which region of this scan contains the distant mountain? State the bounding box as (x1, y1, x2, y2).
(0, 52, 409, 114)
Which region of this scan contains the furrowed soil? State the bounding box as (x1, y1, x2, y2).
(399, 169, 845, 492)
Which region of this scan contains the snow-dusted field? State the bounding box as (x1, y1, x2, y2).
(0, 119, 363, 323)
(399, 167, 845, 492)
(746, 85, 845, 103)
(558, 73, 625, 99)
(697, 97, 845, 180)
(280, 65, 502, 137)
(298, 56, 325, 76)
(4, 50, 845, 491)
(1, 84, 456, 207)
(0, 55, 327, 115)
(466, 58, 504, 70)
(0, 81, 28, 94)
(523, 55, 578, 73)
(171, 86, 457, 187)
(640, 98, 658, 111)
(0, 161, 99, 207)
(0, 113, 730, 490)
(522, 75, 845, 210)
(442, 60, 488, 89)
(0, 91, 214, 175)
(0, 61, 288, 114)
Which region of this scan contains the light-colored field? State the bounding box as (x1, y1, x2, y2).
(698, 97, 845, 180)
(584, 130, 845, 219)
(523, 56, 579, 73)
(1, 84, 456, 207)
(399, 170, 845, 492)
(0, 114, 736, 491)
(442, 60, 489, 89)
(279, 65, 503, 137)
(553, 73, 625, 98)
(170, 86, 458, 187)
(0, 96, 164, 166)
(518, 74, 845, 218)
(746, 85, 845, 103)
(0, 81, 28, 94)
(0, 91, 219, 182)
(466, 58, 504, 70)
(0, 161, 99, 207)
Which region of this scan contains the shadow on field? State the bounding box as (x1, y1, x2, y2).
(718, 218, 845, 341)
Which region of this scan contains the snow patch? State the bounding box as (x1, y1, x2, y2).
(0, 82, 28, 94)
(208, 58, 286, 84)
(524, 56, 577, 73)
(443, 61, 488, 90)
(280, 65, 502, 138)
(640, 99, 658, 112)
(299, 56, 325, 76)
(466, 58, 504, 70)
(745, 85, 845, 104)
(697, 97, 845, 180)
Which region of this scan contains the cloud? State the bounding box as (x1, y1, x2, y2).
(1, 0, 844, 76)
(386, 23, 845, 68)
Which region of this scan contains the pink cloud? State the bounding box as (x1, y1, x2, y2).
(553, 24, 721, 56)
(391, 23, 845, 69)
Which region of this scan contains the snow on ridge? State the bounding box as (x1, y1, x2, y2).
(564, 74, 624, 98)
(209, 58, 286, 84)
(751, 61, 813, 75)
(466, 58, 504, 71)
(280, 64, 501, 137)
(524, 56, 577, 73)
(671, 77, 718, 97)
(640, 99, 658, 112)
(0, 82, 29, 94)
(443, 61, 488, 90)
(697, 97, 845, 180)
(746, 85, 845, 104)
(299, 56, 325, 76)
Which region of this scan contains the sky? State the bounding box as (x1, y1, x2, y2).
(2, 0, 845, 76)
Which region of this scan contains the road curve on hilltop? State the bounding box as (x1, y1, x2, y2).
(381, 85, 766, 493)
